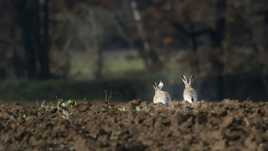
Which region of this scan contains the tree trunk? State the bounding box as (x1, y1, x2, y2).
(95, 44, 104, 79)
(129, 0, 162, 70)
(89, 9, 104, 79)
(189, 23, 200, 75)
(38, 0, 50, 79)
(210, 0, 226, 100)
(10, 0, 25, 78)
(17, 0, 37, 79)
(17, 0, 51, 79)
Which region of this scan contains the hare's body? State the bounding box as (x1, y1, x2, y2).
(183, 87, 197, 103)
(153, 81, 171, 105)
(181, 75, 198, 103)
(153, 90, 171, 104)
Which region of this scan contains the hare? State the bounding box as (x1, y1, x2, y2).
(153, 81, 171, 105)
(181, 75, 198, 103)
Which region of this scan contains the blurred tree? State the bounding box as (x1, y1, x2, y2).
(0, 0, 22, 78)
(210, 0, 226, 100)
(38, 0, 50, 79)
(89, 8, 104, 79)
(129, 0, 163, 70)
(16, 0, 37, 78)
(16, 0, 50, 79)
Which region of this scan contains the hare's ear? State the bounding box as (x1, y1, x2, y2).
(181, 75, 187, 85)
(158, 81, 164, 89)
(189, 75, 193, 84)
(153, 82, 157, 90)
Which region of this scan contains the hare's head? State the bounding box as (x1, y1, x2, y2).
(181, 75, 193, 88)
(153, 81, 164, 91)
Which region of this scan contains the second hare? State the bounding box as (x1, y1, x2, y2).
(181, 75, 198, 103)
(153, 81, 171, 105)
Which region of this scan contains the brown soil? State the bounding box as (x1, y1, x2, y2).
(0, 100, 268, 151)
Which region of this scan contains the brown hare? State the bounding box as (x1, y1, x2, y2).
(153, 81, 171, 105)
(181, 75, 198, 103)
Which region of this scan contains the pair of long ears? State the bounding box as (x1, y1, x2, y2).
(153, 76, 193, 89)
(153, 81, 164, 89)
(181, 75, 193, 85)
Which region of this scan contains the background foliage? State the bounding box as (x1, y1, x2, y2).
(0, 0, 268, 101)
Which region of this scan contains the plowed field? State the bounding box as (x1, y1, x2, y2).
(0, 100, 268, 151)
